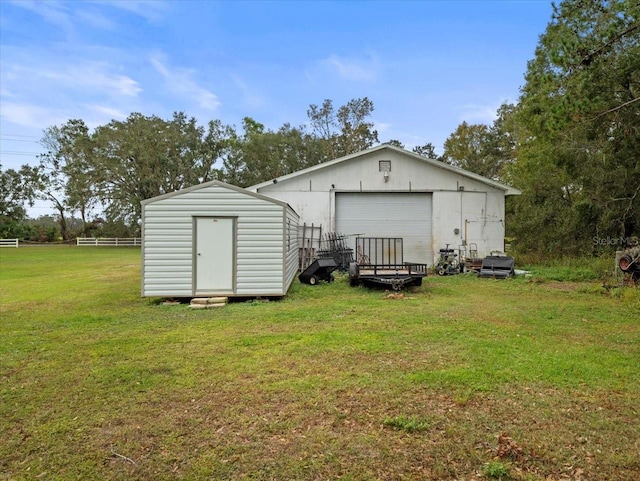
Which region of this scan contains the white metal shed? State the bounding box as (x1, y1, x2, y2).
(141, 180, 299, 298)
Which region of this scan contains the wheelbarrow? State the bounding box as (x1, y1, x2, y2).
(299, 258, 338, 285)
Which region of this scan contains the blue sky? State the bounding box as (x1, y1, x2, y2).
(1, 0, 554, 187)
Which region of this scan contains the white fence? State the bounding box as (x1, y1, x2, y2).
(0, 238, 19, 248)
(76, 237, 141, 246)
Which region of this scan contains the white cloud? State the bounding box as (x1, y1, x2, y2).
(87, 104, 128, 121)
(323, 53, 378, 82)
(0, 54, 141, 132)
(150, 53, 221, 111)
(8, 0, 74, 33)
(150, 56, 169, 77)
(54, 64, 141, 97)
(457, 99, 510, 125)
(75, 8, 117, 30)
(231, 74, 267, 109)
(94, 0, 168, 24)
(196, 91, 221, 111)
(75, 65, 141, 97)
(374, 121, 391, 133)
(5, 61, 141, 98)
(0, 101, 68, 129)
(8, 0, 167, 32)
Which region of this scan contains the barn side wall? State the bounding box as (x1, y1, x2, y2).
(142, 184, 287, 297)
(431, 191, 505, 256)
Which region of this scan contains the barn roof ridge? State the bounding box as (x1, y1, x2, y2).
(248, 144, 521, 195)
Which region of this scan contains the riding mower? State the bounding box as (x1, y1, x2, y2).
(435, 244, 461, 276)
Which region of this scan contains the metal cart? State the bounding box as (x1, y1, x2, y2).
(298, 258, 339, 285)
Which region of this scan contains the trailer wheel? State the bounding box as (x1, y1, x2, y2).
(619, 254, 634, 272)
(309, 275, 319, 285)
(349, 262, 360, 287)
(437, 267, 446, 276)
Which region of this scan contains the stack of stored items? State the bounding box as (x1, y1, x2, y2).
(317, 232, 354, 271)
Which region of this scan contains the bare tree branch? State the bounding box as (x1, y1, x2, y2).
(591, 97, 640, 120)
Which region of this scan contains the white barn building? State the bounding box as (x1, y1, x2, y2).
(249, 144, 520, 265)
(141, 181, 299, 298)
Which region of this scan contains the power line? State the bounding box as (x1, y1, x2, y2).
(0, 150, 41, 156)
(0, 137, 40, 143)
(0, 134, 40, 139)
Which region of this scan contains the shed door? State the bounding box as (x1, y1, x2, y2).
(195, 217, 235, 294)
(335, 193, 433, 264)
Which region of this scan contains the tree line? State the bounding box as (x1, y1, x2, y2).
(2, 0, 638, 256)
(1, 98, 382, 239)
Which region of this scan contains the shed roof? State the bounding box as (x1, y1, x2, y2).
(141, 179, 297, 210)
(248, 144, 521, 195)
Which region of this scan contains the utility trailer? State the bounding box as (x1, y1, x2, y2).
(349, 237, 428, 290)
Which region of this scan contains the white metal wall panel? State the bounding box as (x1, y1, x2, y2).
(284, 205, 300, 292)
(335, 193, 433, 265)
(142, 183, 288, 297)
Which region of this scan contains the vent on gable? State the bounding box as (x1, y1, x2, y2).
(379, 160, 391, 172)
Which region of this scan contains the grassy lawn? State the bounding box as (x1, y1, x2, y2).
(1, 247, 639, 480)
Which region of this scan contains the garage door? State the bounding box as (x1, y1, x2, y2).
(336, 193, 433, 264)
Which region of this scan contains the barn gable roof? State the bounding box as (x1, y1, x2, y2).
(248, 144, 521, 195)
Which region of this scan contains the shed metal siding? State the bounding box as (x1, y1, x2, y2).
(284, 205, 300, 292)
(142, 183, 289, 297)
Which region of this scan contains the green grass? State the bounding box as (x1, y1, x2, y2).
(1, 247, 639, 480)
(482, 461, 511, 480)
(517, 254, 619, 282)
(382, 415, 432, 433)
